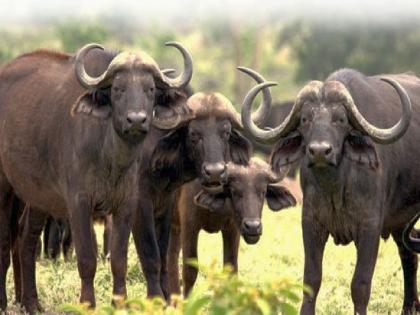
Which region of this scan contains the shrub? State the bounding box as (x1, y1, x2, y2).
(60, 260, 304, 315)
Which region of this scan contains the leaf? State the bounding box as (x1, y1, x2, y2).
(184, 294, 211, 315)
(281, 302, 298, 315)
(255, 298, 271, 315)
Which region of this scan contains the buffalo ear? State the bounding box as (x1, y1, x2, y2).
(344, 130, 379, 170)
(150, 128, 185, 178)
(72, 90, 111, 119)
(229, 130, 252, 166)
(270, 131, 304, 173)
(266, 185, 297, 211)
(194, 191, 226, 213)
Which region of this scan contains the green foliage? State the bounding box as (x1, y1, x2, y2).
(56, 20, 109, 52)
(279, 20, 420, 82)
(59, 260, 302, 315)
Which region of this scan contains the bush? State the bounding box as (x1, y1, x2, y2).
(60, 260, 304, 315)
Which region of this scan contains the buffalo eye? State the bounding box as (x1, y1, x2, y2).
(189, 130, 201, 144)
(145, 86, 155, 95)
(221, 124, 231, 140)
(332, 112, 348, 125)
(256, 187, 266, 199)
(112, 85, 125, 95)
(222, 130, 231, 140)
(230, 186, 243, 198)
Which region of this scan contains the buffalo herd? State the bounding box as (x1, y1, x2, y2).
(0, 41, 419, 315)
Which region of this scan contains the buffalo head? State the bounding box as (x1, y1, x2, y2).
(72, 42, 193, 144)
(151, 68, 273, 191)
(240, 73, 412, 172)
(194, 158, 296, 244)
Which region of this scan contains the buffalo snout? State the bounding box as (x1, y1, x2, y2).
(202, 162, 227, 184)
(241, 219, 262, 244)
(125, 110, 149, 133)
(307, 141, 334, 167)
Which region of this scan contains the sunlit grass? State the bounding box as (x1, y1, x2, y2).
(6, 204, 403, 314)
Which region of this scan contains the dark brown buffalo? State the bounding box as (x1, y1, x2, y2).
(131, 67, 273, 300)
(43, 214, 112, 261)
(43, 216, 73, 260)
(241, 68, 418, 315)
(167, 158, 296, 296)
(0, 42, 192, 313)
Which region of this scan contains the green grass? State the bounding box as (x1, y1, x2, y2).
(6, 205, 404, 314)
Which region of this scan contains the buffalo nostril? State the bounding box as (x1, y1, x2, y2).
(308, 142, 332, 158)
(203, 163, 226, 180)
(242, 220, 262, 234)
(127, 111, 147, 126)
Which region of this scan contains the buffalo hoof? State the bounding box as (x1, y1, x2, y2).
(23, 300, 44, 315)
(401, 301, 420, 315)
(147, 286, 165, 301)
(111, 294, 127, 308)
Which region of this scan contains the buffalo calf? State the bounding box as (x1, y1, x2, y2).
(167, 158, 296, 296)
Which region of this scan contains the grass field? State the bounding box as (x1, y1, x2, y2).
(5, 204, 405, 314)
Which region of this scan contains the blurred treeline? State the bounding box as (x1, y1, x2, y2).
(1, 17, 420, 103)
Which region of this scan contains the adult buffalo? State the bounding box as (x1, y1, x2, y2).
(42, 214, 112, 261)
(131, 67, 272, 300)
(0, 42, 192, 313)
(241, 68, 418, 315)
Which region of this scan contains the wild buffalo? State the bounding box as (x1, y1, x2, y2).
(43, 216, 73, 260)
(241, 68, 417, 315)
(0, 42, 192, 313)
(43, 214, 112, 261)
(167, 157, 296, 296)
(131, 67, 272, 300)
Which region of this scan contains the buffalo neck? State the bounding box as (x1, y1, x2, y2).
(303, 162, 346, 211)
(100, 122, 141, 185)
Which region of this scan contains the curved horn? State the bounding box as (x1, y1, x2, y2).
(152, 109, 184, 130)
(237, 67, 272, 126)
(75, 43, 107, 88)
(335, 77, 412, 144)
(75, 43, 137, 89)
(403, 212, 420, 253)
(154, 41, 193, 89)
(161, 68, 176, 76)
(241, 81, 323, 144)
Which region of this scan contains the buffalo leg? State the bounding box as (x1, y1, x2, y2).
(110, 210, 132, 303)
(11, 196, 23, 304)
(132, 201, 164, 298)
(69, 194, 97, 307)
(103, 215, 112, 260)
(43, 217, 52, 258)
(351, 228, 380, 315)
(222, 223, 240, 273)
(182, 223, 199, 297)
(19, 206, 47, 314)
(62, 220, 73, 261)
(300, 218, 328, 315)
(0, 185, 13, 310)
(167, 224, 181, 296)
(392, 229, 420, 314)
(155, 205, 174, 300)
(47, 218, 61, 260)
